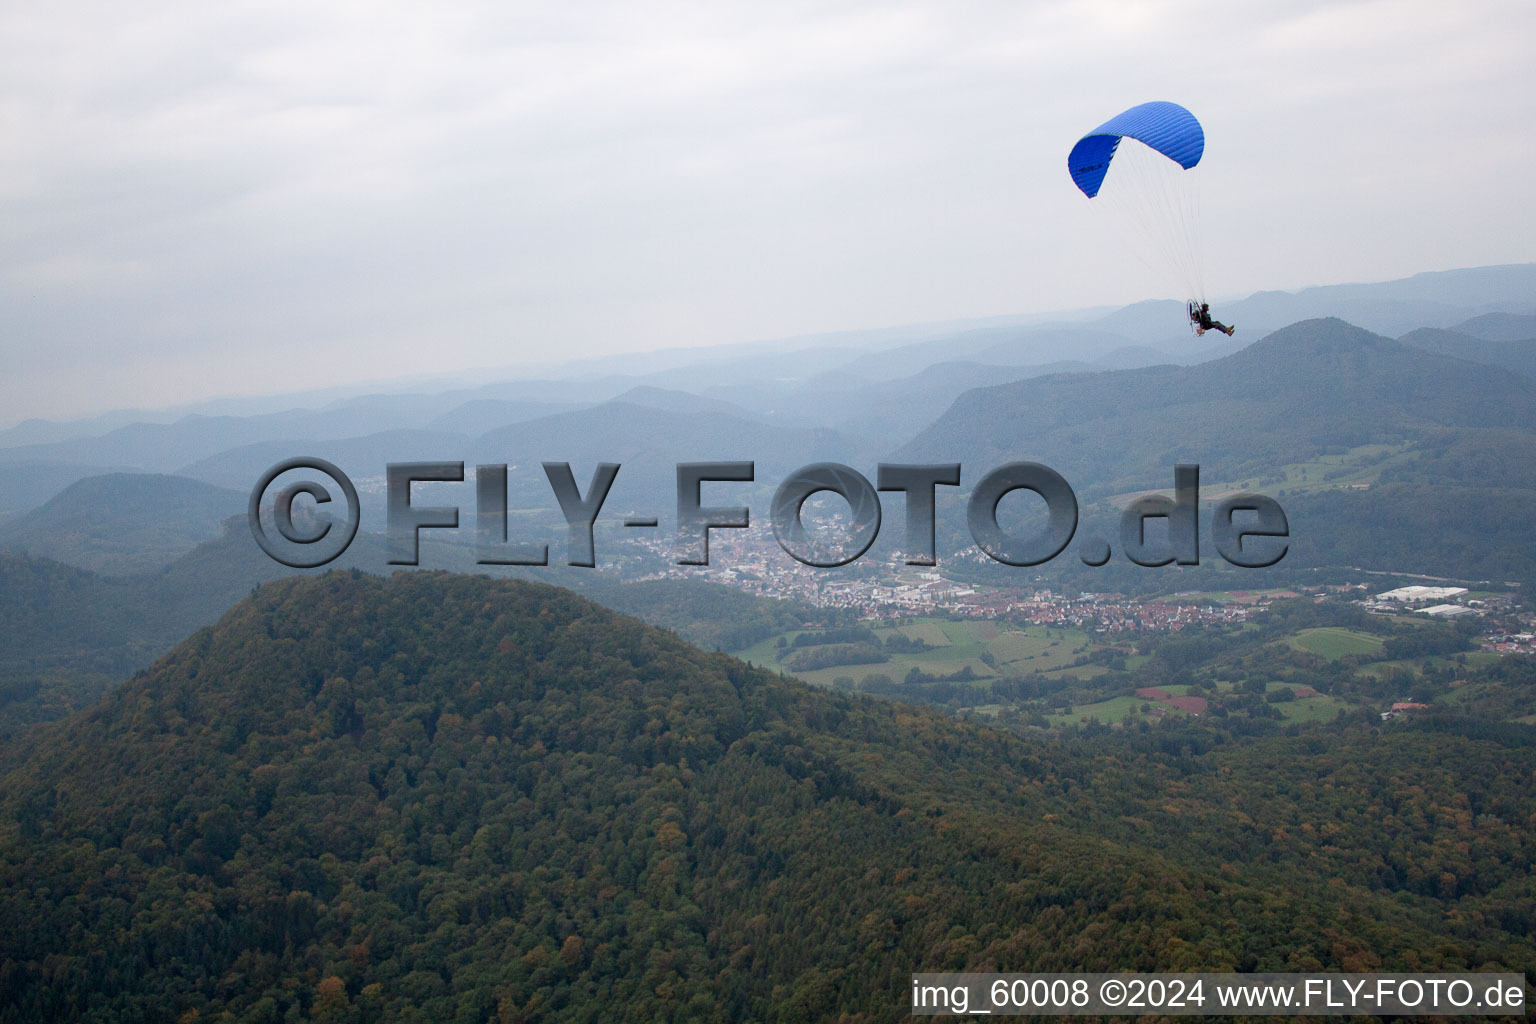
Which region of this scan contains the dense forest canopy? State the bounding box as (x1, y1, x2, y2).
(1, 571, 1531, 1022)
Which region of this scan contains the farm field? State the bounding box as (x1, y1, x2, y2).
(732, 611, 1484, 732)
(1268, 686, 1352, 723)
(732, 617, 1103, 690)
(1288, 627, 1385, 659)
(1049, 695, 1150, 727)
(1105, 443, 1416, 507)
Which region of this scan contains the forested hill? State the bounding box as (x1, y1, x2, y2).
(0, 523, 842, 737)
(1, 571, 1532, 1022)
(0, 472, 245, 575)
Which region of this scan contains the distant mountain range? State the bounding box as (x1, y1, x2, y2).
(1092, 263, 1536, 343)
(6, 262, 1532, 472)
(9, 315, 1536, 586)
(901, 317, 1536, 495)
(1399, 327, 1536, 379)
(3, 263, 1536, 592)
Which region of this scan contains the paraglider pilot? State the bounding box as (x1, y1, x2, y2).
(1190, 302, 1235, 337)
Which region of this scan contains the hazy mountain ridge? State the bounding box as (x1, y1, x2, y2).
(469, 399, 870, 512)
(11, 313, 1536, 592)
(699, 350, 1187, 439)
(175, 428, 477, 493)
(1120, 263, 1536, 339)
(0, 461, 138, 516)
(0, 473, 246, 575)
(8, 262, 1531, 455)
(901, 318, 1536, 497)
(1399, 327, 1536, 378)
(1455, 312, 1536, 341)
(2, 266, 1535, 611)
(829, 324, 1145, 383)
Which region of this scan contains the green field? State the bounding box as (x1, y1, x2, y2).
(735, 618, 1380, 728)
(1437, 684, 1481, 707)
(1289, 627, 1385, 659)
(894, 620, 952, 647)
(1050, 682, 1222, 727)
(732, 618, 1100, 690)
(1048, 696, 1150, 727)
(1200, 443, 1417, 497)
(1105, 443, 1416, 508)
(1269, 686, 1351, 723)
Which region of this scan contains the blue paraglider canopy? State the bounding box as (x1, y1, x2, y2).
(1068, 101, 1204, 198)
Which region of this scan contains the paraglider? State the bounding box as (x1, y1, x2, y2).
(1190, 302, 1234, 337)
(1069, 101, 1230, 335)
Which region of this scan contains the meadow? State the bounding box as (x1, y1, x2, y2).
(732, 617, 1103, 690)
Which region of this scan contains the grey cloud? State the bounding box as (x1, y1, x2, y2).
(2, 0, 1533, 423)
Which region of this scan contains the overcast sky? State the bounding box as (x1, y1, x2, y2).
(2, 0, 1533, 425)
